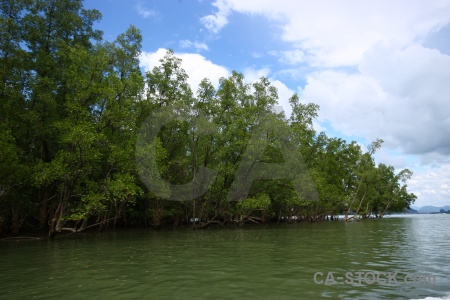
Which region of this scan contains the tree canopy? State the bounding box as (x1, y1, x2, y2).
(0, 0, 416, 238)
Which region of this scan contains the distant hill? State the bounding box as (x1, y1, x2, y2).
(405, 207, 419, 214)
(417, 205, 450, 213)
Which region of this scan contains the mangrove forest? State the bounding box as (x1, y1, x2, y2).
(0, 0, 416, 238)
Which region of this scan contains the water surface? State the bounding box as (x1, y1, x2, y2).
(1, 214, 449, 299)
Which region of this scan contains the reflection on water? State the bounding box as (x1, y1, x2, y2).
(1, 214, 449, 299)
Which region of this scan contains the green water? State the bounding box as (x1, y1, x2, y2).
(1, 214, 450, 299)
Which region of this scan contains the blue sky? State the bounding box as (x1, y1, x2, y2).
(84, 0, 450, 208)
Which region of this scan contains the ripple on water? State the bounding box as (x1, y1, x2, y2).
(0, 215, 449, 299)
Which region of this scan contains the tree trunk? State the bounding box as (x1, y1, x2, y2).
(152, 198, 164, 229)
(48, 198, 65, 239)
(39, 189, 49, 230)
(11, 204, 25, 236)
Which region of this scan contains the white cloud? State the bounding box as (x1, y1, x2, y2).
(179, 40, 209, 51)
(359, 43, 450, 155)
(300, 69, 385, 136)
(200, 0, 232, 34)
(312, 121, 326, 134)
(202, 0, 450, 67)
(139, 48, 229, 92)
(374, 148, 414, 171)
(295, 42, 450, 206)
(407, 162, 450, 207)
(270, 79, 294, 118)
(275, 49, 306, 65)
(242, 67, 270, 83)
(252, 52, 263, 58)
(299, 43, 450, 158)
(243, 68, 296, 118)
(135, 2, 158, 19)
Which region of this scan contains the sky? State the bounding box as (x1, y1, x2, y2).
(84, 0, 450, 208)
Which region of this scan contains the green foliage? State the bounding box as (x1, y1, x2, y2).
(0, 1, 416, 236)
(237, 194, 271, 214)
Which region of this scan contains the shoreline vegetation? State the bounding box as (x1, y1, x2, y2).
(0, 1, 416, 239)
(2, 213, 437, 242)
